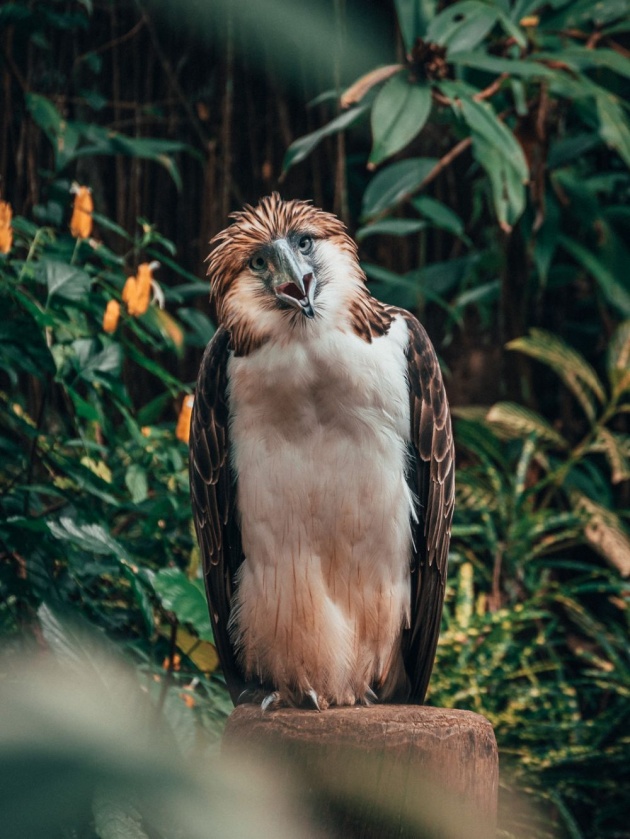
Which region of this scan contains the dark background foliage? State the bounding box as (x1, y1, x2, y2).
(1, 1, 629, 838)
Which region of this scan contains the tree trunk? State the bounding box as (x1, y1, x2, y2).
(223, 704, 498, 839)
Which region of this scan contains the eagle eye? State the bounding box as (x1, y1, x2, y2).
(298, 235, 313, 254)
(249, 254, 267, 272)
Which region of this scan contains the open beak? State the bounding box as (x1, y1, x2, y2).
(271, 239, 316, 318)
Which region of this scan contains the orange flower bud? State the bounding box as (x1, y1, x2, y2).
(102, 299, 121, 333)
(69, 185, 93, 239)
(121, 262, 159, 316)
(519, 15, 539, 26)
(133, 262, 153, 315)
(176, 394, 194, 444)
(0, 201, 13, 254)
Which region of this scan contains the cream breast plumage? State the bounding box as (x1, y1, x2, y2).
(189, 193, 454, 710)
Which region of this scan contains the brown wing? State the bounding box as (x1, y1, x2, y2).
(189, 327, 249, 704)
(399, 311, 455, 703)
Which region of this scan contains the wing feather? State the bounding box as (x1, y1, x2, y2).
(189, 327, 248, 703)
(399, 311, 455, 703)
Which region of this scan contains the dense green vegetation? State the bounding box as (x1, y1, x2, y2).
(1, 1, 629, 837)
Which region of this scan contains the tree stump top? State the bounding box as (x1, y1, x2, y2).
(224, 704, 498, 838)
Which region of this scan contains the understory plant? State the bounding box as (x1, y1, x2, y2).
(0, 183, 230, 746)
(434, 326, 630, 838)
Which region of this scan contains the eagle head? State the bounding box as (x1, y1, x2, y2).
(207, 193, 363, 354)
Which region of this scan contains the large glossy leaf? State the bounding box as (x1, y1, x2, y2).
(458, 95, 529, 182)
(361, 156, 438, 219)
(41, 260, 92, 304)
(449, 51, 557, 79)
(282, 104, 369, 172)
(426, 1, 499, 53)
(412, 195, 466, 237)
(394, 0, 437, 51)
(356, 218, 427, 240)
(73, 340, 123, 382)
(441, 85, 528, 229)
(507, 329, 607, 422)
(369, 75, 432, 167)
(471, 134, 526, 231)
(152, 568, 213, 642)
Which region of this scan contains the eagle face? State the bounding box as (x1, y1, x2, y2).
(192, 193, 455, 710)
(247, 231, 317, 319)
(207, 193, 362, 355)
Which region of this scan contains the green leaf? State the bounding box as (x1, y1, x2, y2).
(507, 329, 607, 421)
(412, 195, 466, 236)
(152, 568, 213, 642)
(73, 340, 123, 382)
(544, 47, 630, 81)
(25, 93, 63, 137)
(443, 86, 528, 229)
(595, 91, 630, 170)
(369, 75, 432, 167)
(547, 133, 601, 169)
(361, 156, 438, 219)
(41, 260, 92, 304)
(559, 235, 630, 318)
(178, 307, 216, 348)
(426, 1, 499, 53)
(486, 402, 569, 449)
(48, 516, 131, 560)
(125, 343, 184, 393)
(125, 465, 148, 504)
(282, 105, 369, 173)
(449, 52, 557, 78)
(533, 191, 560, 284)
(458, 94, 528, 182)
(67, 386, 101, 423)
(356, 218, 427, 240)
(394, 0, 437, 51)
(471, 134, 526, 230)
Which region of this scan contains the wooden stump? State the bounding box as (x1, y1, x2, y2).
(223, 705, 498, 839)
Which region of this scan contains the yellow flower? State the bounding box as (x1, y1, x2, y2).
(0, 200, 13, 254)
(176, 394, 194, 444)
(122, 261, 159, 316)
(69, 185, 94, 239)
(102, 299, 121, 333)
(519, 15, 539, 26)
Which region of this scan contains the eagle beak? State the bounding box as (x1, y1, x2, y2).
(271, 238, 316, 319)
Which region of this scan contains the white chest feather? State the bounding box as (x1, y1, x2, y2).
(227, 315, 414, 706)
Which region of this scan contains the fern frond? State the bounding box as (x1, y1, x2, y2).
(507, 329, 606, 421)
(486, 402, 569, 449)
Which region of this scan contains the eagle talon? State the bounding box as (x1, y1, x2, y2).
(261, 691, 282, 712)
(306, 689, 321, 711)
(364, 686, 378, 704)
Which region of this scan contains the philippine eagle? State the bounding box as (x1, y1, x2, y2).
(190, 194, 454, 710)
